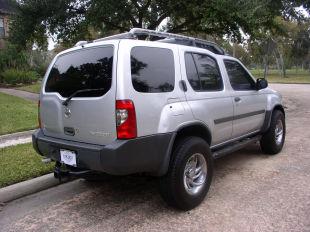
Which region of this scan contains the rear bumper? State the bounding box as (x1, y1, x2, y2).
(32, 129, 173, 176)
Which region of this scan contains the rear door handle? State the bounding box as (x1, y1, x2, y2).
(234, 97, 241, 102)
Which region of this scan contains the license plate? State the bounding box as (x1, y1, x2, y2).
(60, 149, 77, 167)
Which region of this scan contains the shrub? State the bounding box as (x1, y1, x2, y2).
(30, 50, 52, 77)
(35, 64, 48, 77)
(1, 69, 39, 85)
(0, 44, 29, 72)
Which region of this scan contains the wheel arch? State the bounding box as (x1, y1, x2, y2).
(273, 104, 285, 117)
(157, 122, 212, 176)
(261, 104, 285, 133)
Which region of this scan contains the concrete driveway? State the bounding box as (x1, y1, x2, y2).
(0, 84, 309, 232)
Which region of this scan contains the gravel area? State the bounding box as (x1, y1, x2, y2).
(0, 84, 309, 232)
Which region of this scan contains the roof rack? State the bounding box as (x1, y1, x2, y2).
(77, 28, 225, 55)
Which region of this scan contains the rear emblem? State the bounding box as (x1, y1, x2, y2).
(64, 107, 71, 118)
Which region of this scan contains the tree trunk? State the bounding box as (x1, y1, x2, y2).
(233, 42, 236, 58)
(274, 53, 281, 76)
(273, 41, 286, 78)
(263, 55, 269, 79)
(279, 53, 286, 78)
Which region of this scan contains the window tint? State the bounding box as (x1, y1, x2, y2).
(185, 53, 201, 91)
(45, 46, 113, 97)
(131, 47, 174, 93)
(184, 53, 223, 91)
(224, 60, 256, 91)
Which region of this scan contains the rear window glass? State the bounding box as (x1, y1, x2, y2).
(131, 46, 175, 93)
(45, 46, 113, 97)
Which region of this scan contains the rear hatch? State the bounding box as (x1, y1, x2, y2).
(40, 43, 118, 145)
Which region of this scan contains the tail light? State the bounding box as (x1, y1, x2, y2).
(116, 100, 137, 139)
(38, 100, 42, 129)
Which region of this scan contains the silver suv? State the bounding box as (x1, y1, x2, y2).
(32, 28, 286, 210)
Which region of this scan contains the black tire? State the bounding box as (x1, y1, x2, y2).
(159, 136, 213, 210)
(260, 110, 286, 155)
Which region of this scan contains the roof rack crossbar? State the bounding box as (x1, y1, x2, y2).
(93, 32, 132, 42)
(129, 28, 225, 55)
(88, 28, 225, 55)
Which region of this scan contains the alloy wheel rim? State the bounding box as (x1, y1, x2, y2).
(275, 119, 284, 146)
(183, 153, 207, 195)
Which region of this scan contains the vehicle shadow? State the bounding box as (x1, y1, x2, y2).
(214, 143, 264, 173)
(77, 142, 266, 212)
(11, 143, 272, 231)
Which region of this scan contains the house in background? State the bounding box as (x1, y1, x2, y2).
(0, 0, 14, 48)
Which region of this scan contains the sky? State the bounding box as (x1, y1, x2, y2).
(48, 37, 56, 51)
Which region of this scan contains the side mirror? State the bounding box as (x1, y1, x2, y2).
(256, 78, 268, 90)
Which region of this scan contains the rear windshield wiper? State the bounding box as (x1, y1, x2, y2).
(62, 88, 105, 106)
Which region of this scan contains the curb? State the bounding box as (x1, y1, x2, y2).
(0, 88, 39, 102)
(0, 130, 36, 148)
(0, 130, 36, 140)
(0, 173, 66, 203)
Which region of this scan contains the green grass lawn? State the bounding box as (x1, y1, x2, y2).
(250, 69, 310, 84)
(0, 143, 54, 188)
(16, 82, 41, 94)
(0, 92, 38, 135)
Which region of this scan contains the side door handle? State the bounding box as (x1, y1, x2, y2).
(234, 97, 241, 102)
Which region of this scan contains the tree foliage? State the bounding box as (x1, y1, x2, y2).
(290, 23, 310, 68)
(9, 0, 310, 49)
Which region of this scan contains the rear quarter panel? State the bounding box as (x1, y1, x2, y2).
(116, 40, 194, 137)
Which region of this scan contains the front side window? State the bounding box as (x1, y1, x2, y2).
(185, 52, 223, 91)
(224, 60, 256, 91)
(131, 47, 175, 93)
(45, 46, 113, 97)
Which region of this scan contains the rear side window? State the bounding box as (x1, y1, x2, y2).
(185, 52, 223, 91)
(185, 53, 201, 91)
(45, 46, 113, 97)
(131, 47, 175, 93)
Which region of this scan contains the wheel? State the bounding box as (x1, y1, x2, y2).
(260, 110, 286, 155)
(159, 136, 213, 210)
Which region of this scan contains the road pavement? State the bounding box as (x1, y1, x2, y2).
(0, 84, 309, 232)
